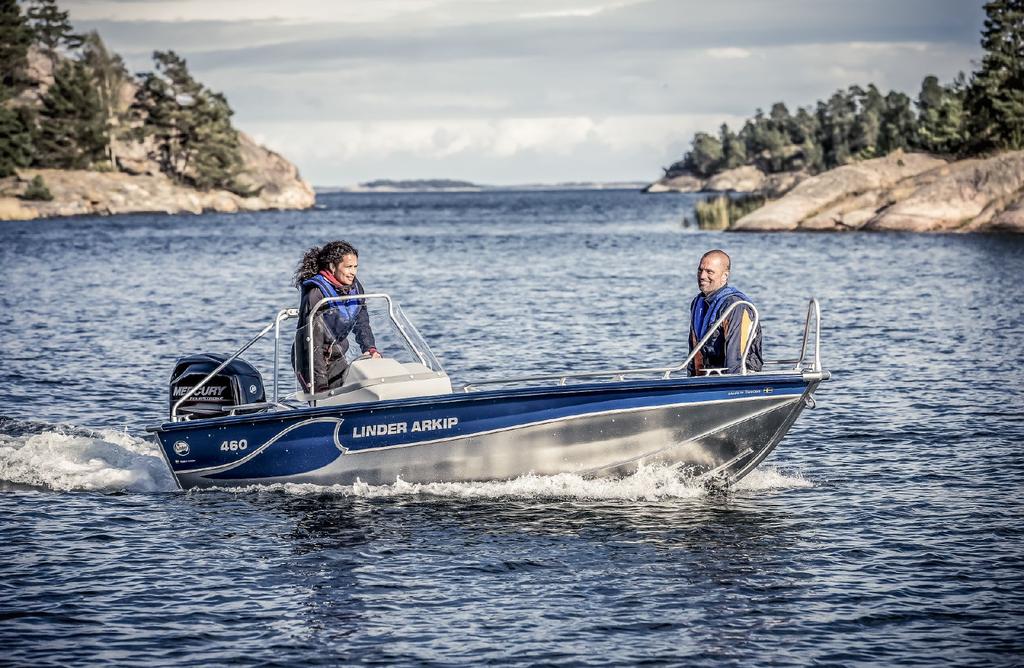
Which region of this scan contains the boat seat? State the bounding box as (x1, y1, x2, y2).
(299, 357, 453, 407)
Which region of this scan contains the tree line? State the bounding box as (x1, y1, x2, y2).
(666, 0, 1024, 179)
(0, 0, 246, 192)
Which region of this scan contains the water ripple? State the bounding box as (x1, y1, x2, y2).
(1, 192, 1023, 664)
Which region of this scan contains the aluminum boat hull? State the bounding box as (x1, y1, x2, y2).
(151, 373, 822, 490)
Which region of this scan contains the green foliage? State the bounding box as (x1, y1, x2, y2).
(667, 76, 979, 180)
(879, 91, 916, 153)
(965, 0, 1024, 151)
(35, 59, 107, 168)
(850, 85, 885, 159)
(694, 194, 765, 230)
(739, 106, 790, 173)
(26, 0, 82, 60)
(681, 132, 723, 177)
(916, 75, 968, 154)
(719, 123, 747, 170)
(0, 0, 33, 91)
(818, 91, 856, 167)
(79, 31, 129, 164)
(22, 174, 52, 200)
(132, 50, 243, 190)
(187, 91, 244, 190)
(0, 89, 33, 176)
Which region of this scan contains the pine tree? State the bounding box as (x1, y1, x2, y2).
(850, 84, 885, 159)
(879, 91, 916, 153)
(80, 31, 129, 166)
(0, 88, 33, 176)
(916, 75, 968, 154)
(26, 0, 82, 64)
(131, 51, 194, 177)
(718, 123, 747, 169)
(790, 107, 823, 172)
(684, 132, 723, 177)
(132, 50, 243, 189)
(741, 108, 789, 173)
(817, 90, 857, 168)
(188, 91, 243, 190)
(35, 59, 107, 168)
(965, 0, 1024, 151)
(0, 0, 33, 91)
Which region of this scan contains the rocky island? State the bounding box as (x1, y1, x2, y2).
(646, 151, 1024, 233)
(0, 1, 313, 221)
(645, 0, 1024, 234)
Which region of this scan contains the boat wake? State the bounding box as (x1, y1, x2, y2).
(0, 417, 812, 498)
(214, 465, 812, 500)
(0, 418, 176, 493)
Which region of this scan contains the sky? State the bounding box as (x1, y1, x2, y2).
(63, 0, 986, 186)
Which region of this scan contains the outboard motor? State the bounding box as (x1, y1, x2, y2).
(169, 353, 265, 419)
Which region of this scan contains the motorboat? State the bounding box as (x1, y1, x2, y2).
(148, 293, 828, 490)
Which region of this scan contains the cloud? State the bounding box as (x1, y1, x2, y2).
(706, 48, 752, 60)
(62, 0, 987, 183)
(518, 3, 634, 20)
(71, 0, 982, 69)
(246, 113, 735, 183)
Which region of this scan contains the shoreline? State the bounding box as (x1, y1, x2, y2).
(643, 150, 1024, 234)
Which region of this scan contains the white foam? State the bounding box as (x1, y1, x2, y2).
(0, 422, 813, 498)
(209, 463, 813, 500)
(734, 466, 814, 491)
(0, 427, 177, 493)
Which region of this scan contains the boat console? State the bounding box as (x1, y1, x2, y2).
(300, 357, 453, 407)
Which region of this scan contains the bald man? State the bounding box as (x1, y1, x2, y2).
(687, 249, 763, 376)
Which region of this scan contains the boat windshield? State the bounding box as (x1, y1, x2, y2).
(294, 294, 445, 393)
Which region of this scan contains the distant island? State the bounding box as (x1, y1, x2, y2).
(646, 0, 1024, 234)
(330, 179, 650, 193)
(340, 179, 482, 192)
(0, 0, 314, 221)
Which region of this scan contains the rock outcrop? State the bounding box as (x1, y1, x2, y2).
(704, 165, 765, 193)
(644, 165, 807, 198)
(643, 173, 704, 193)
(867, 152, 1024, 232)
(732, 151, 947, 231)
(1, 47, 315, 221)
(731, 150, 1024, 233)
(987, 196, 1024, 232)
(1, 159, 315, 220)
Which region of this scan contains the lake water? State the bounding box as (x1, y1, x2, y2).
(1, 190, 1022, 665)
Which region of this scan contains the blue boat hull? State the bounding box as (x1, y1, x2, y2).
(151, 374, 820, 489)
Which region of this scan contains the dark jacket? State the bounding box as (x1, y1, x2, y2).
(292, 276, 376, 392)
(687, 286, 763, 376)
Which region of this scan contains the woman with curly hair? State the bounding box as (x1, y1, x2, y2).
(291, 240, 380, 393)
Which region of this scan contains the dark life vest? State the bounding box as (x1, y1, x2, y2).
(691, 286, 749, 340)
(301, 274, 362, 341)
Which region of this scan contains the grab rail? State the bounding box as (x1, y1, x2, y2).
(463, 300, 761, 391)
(273, 308, 300, 400)
(169, 295, 822, 419)
(795, 297, 822, 372)
(171, 308, 297, 422)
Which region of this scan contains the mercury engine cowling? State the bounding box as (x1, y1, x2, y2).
(169, 353, 265, 419)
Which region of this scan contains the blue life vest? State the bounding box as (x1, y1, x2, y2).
(691, 286, 750, 340)
(302, 274, 361, 340)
